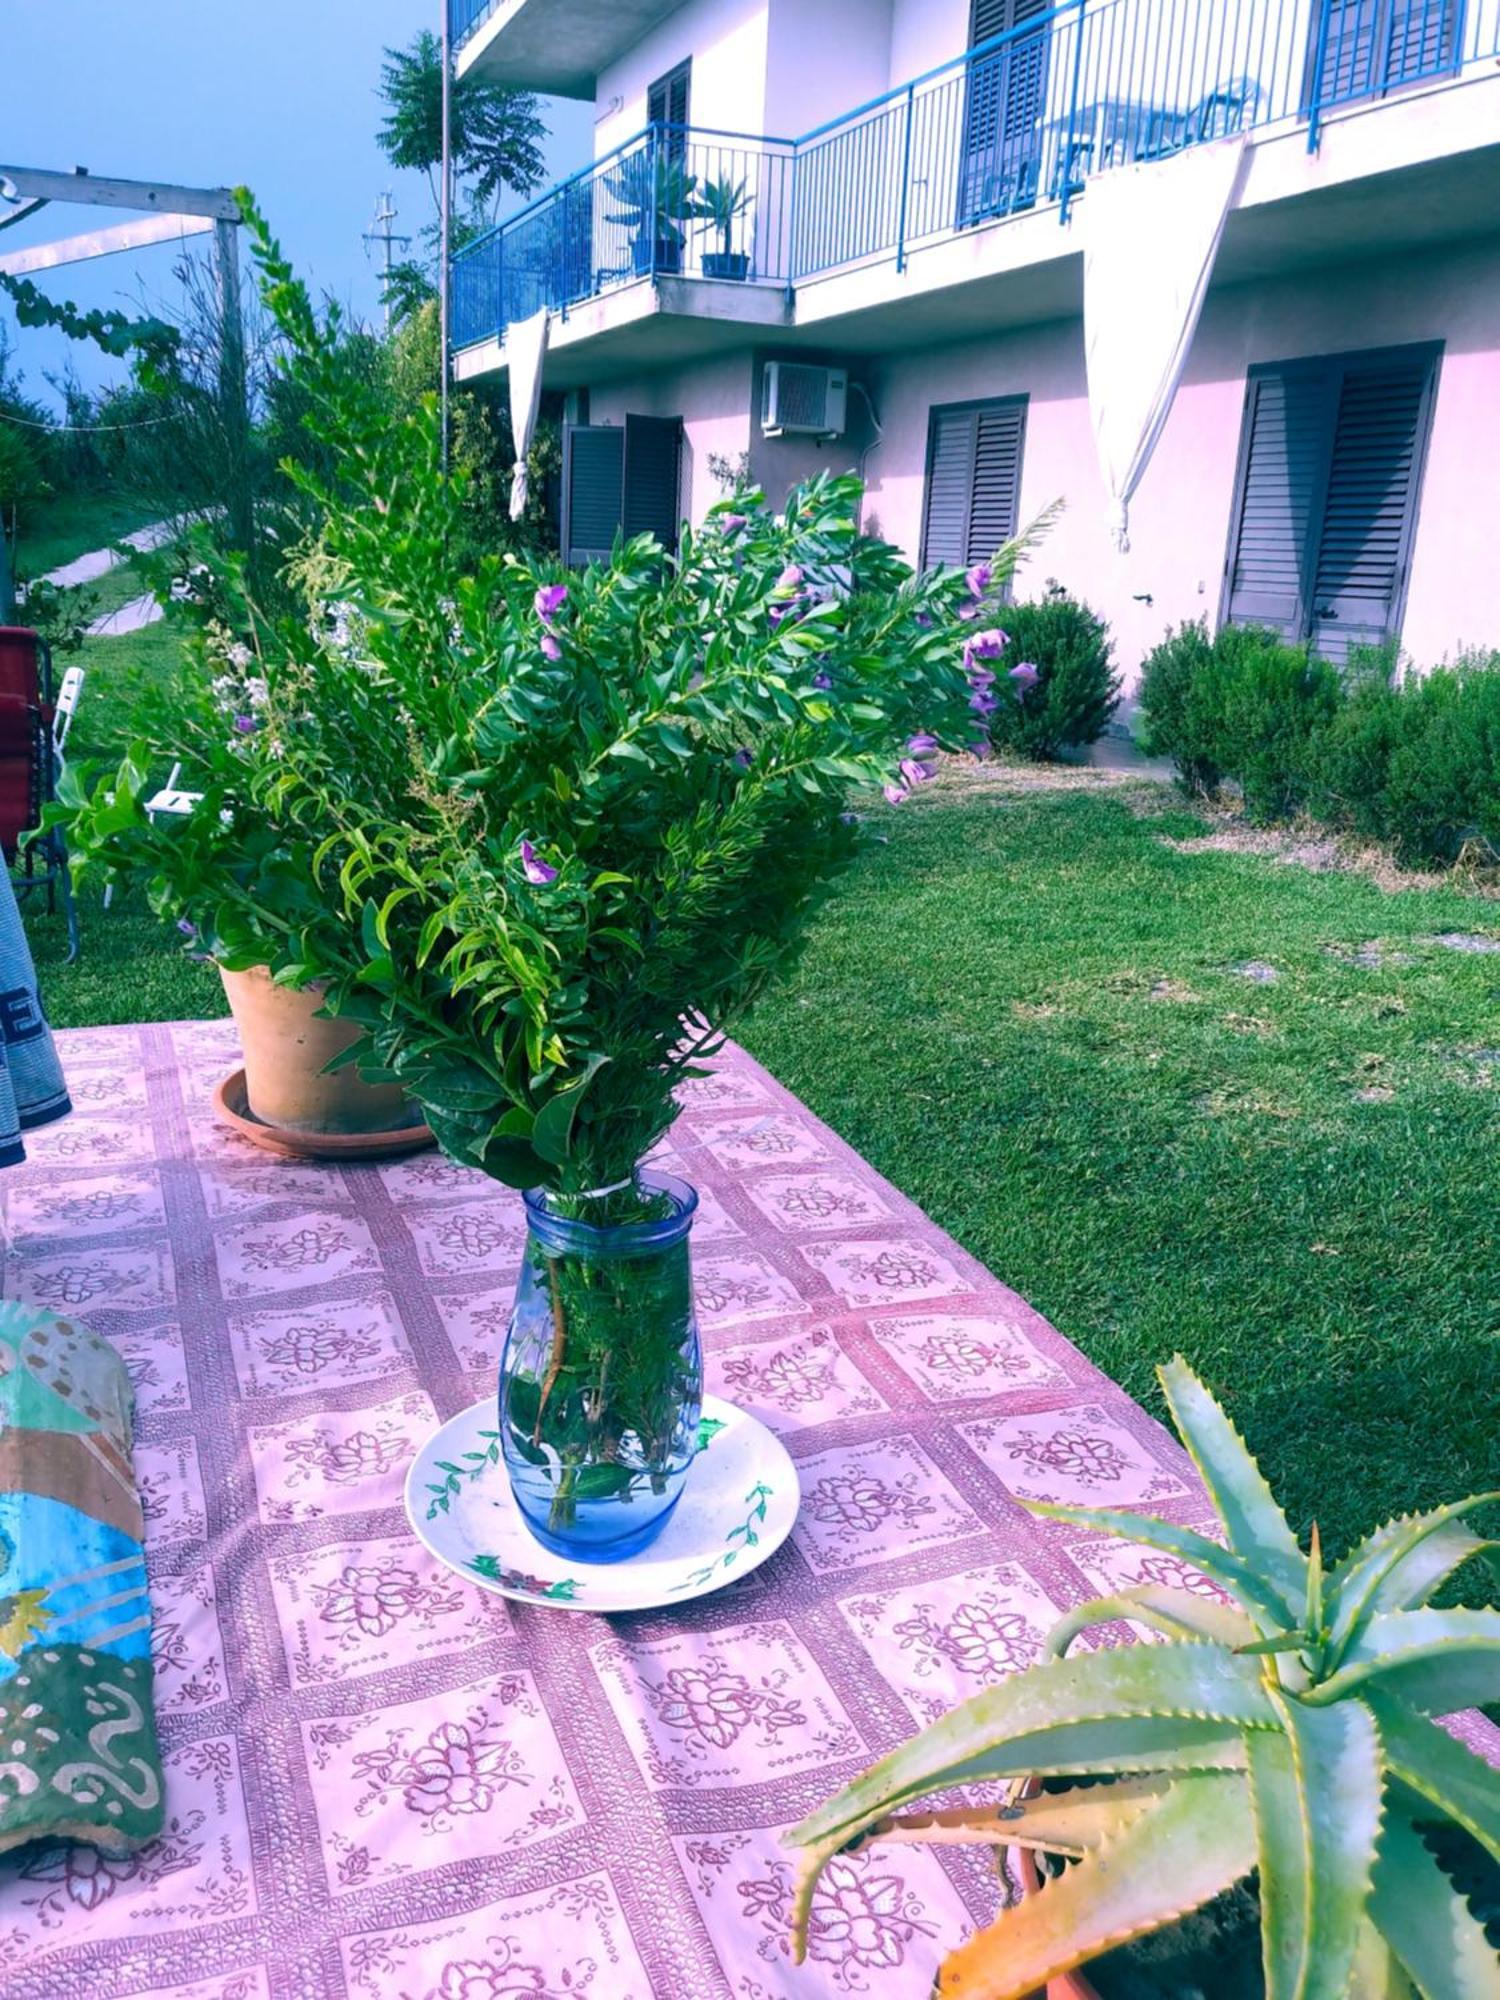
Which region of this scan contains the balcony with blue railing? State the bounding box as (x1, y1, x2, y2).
(450, 0, 1500, 355)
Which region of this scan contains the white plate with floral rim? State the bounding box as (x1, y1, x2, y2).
(404, 1394, 799, 1612)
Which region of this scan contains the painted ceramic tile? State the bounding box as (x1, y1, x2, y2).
(340, 1876, 654, 2000)
(675, 1823, 972, 1998)
(875, 1311, 1072, 1400)
(403, 1198, 527, 1278)
(839, 1559, 1072, 1724)
(591, 1620, 863, 1790)
(113, 1319, 192, 1417)
(302, 1672, 581, 1893)
(0, 1736, 253, 1948)
(431, 1283, 516, 1374)
(792, 1435, 987, 1575)
(247, 1389, 436, 1524)
(694, 1114, 835, 1173)
(227, 1291, 412, 1400)
(213, 1210, 381, 1300)
(958, 1405, 1190, 1507)
(708, 1326, 885, 1432)
(740, 1169, 896, 1236)
(269, 1530, 510, 1687)
(150, 1564, 230, 1716)
(693, 1249, 812, 1330)
(136, 1437, 209, 1550)
(4, 1168, 166, 1241)
(798, 1237, 974, 1310)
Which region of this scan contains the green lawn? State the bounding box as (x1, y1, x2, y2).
(23, 757, 1500, 1568)
(741, 771, 1500, 1569)
(14, 490, 158, 580)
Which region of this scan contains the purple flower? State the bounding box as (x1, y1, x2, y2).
(1009, 660, 1041, 690)
(731, 748, 753, 771)
(720, 513, 747, 533)
(898, 758, 933, 789)
(906, 734, 940, 755)
(970, 737, 994, 762)
(812, 670, 833, 691)
(967, 664, 997, 690)
(914, 612, 932, 629)
(534, 584, 569, 624)
(970, 689, 1000, 717)
(540, 632, 562, 661)
(519, 840, 559, 886)
(232, 713, 258, 735)
(965, 561, 993, 599)
(176, 918, 198, 938)
(775, 564, 804, 593)
(883, 783, 908, 807)
(963, 628, 1008, 671)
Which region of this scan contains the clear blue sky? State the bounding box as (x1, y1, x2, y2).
(0, 1, 593, 410)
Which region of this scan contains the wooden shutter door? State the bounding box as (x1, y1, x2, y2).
(959, 0, 1052, 224)
(562, 425, 624, 565)
(921, 407, 978, 568)
(968, 400, 1026, 560)
(1385, 0, 1462, 86)
(1307, 348, 1438, 662)
(622, 415, 683, 552)
(1223, 366, 1337, 638)
(1311, 0, 1384, 105)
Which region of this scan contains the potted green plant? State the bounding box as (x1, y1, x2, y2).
(694, 175, 752, 280)
(604, 145, 698, 277)
(785, 1357, 1500, 1997)
(219, 197, 1048, 1562)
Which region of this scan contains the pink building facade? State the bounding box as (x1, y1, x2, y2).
(451, 0, 1500, 705)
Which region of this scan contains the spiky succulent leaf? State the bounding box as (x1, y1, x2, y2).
(857, 1777, 1178, 1858)
(931, 1774, 1256, 2000)
(784, 1641, 1276, 1855)
(1252, 1688, 1383, 2000)
(1325, 1492, 1500, 1662)
(1368, 1809, 1500, 1999)
(1368, 1692, 1500, 1865)
(1158, 1355, 1308, 1614)
(1043, 1584, 1256, 1655)
(1306, 1609, 1500, 1712)
(1024, 1501, 1297, 1633)
(1349, 1919, 1420, 1998)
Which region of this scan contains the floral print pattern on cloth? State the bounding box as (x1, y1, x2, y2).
(3, 1021, 1494, 1997)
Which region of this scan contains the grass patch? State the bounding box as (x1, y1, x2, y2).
(28, 884, 222, 1028)
(743, 774, 1500, 1568)
(14, 491, 157, 579)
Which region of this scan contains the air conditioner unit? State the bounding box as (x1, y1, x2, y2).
(761, 362, 848, 439)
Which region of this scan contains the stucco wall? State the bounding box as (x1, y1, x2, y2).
(764, 0, 893, 138)
(595, 0, 770, 155)
(589, 351, 756, 525)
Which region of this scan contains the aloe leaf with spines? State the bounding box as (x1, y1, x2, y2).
(783, 1358, 1500, 1999)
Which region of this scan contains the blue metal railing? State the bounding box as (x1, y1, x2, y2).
(449, 0, 497, 52)
(450, 0, 1500, 349)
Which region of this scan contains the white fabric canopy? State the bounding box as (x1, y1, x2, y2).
(1083, 137, 1247, 552)
(507, 307, 550, 522)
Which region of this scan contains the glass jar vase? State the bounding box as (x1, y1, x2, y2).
(498, 1171, 702, 1562)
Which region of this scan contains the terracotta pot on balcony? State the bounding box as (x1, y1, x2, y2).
(214, 965, 433, 1160)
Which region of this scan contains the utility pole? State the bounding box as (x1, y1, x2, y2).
(439, 4, 452, 476)
(215, 216, 252, 556)
(362, 192, 411, 333)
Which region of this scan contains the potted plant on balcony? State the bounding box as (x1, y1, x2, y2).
(785, 1356, 1500, 1997)
(694, 175, 752, 281)
(604, 146, 698, 277)
(222, 195, 1050, 1561)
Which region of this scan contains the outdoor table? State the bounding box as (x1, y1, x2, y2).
(3, 1018, 1494, 1997)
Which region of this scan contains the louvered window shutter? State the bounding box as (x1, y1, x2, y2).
(1308, 0, 1461, 107)
(562, 425, 624, 566)
(622, 415, 683, 552)
(1224, 345, 1438, 657)
(1308, 350, 1437, 661)
(921, 397, 1027, 571)
(1385, 0, 1462, 85)
(960, 0, 1052, 223)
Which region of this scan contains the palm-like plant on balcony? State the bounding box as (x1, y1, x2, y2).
(785, 1357, 1500, 1998)
(692, 175, 752, 280)
(603, 147, 698, 276)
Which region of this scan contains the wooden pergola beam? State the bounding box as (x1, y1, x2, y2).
(0, 213, 215, 278)
(0, 165, 239, 223)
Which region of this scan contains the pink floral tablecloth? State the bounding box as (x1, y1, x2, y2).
(5, 1020, 1489, 1999)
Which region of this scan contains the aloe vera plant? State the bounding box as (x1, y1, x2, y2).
(784, 1358, 1500, 1998)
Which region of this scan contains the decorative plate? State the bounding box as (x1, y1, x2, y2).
(212, 1068, 435, 1161)
(404, 1394, 800, 1613)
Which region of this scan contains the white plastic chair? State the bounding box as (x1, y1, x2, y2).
(52, 664, 84, 762)
(104, 760, 204, 909)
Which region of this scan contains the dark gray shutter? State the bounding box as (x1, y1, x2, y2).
(648, 61, 691, 145)
(622, 414, 683, 552)
(562, 425, 624, 566)
(1385, 0, 1462, 84)
(1223, 366, 1337, 637)
(959, 0, 1052, 224)
(1309, 0, 1461, 108)
(921, 396, 1027, 569)
(1308, 349, 1438, 661)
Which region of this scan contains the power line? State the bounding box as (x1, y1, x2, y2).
(0, 406, 174, 434)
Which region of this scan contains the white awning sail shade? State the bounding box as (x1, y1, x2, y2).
(1083, 137, 1247, 552)
(507, 306, 550, 522)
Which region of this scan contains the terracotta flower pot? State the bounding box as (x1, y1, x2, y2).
(218, 964, 414, 1138)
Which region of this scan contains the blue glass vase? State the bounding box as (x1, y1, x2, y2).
(498, 1171, 702, 1562)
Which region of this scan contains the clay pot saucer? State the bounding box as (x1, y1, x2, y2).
(212, 1068, 436, 1162)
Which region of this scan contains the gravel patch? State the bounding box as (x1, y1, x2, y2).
(1230, 960, 1281, 984)
(1424, 932, 1500, 954)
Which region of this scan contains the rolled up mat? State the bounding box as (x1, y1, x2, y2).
(0, 1303, 164, 1855)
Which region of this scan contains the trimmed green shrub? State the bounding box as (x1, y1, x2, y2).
(1138, 620, 1219, 793)
(990, 587, 1120, 760)
(1377, 653, 1500, 864)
